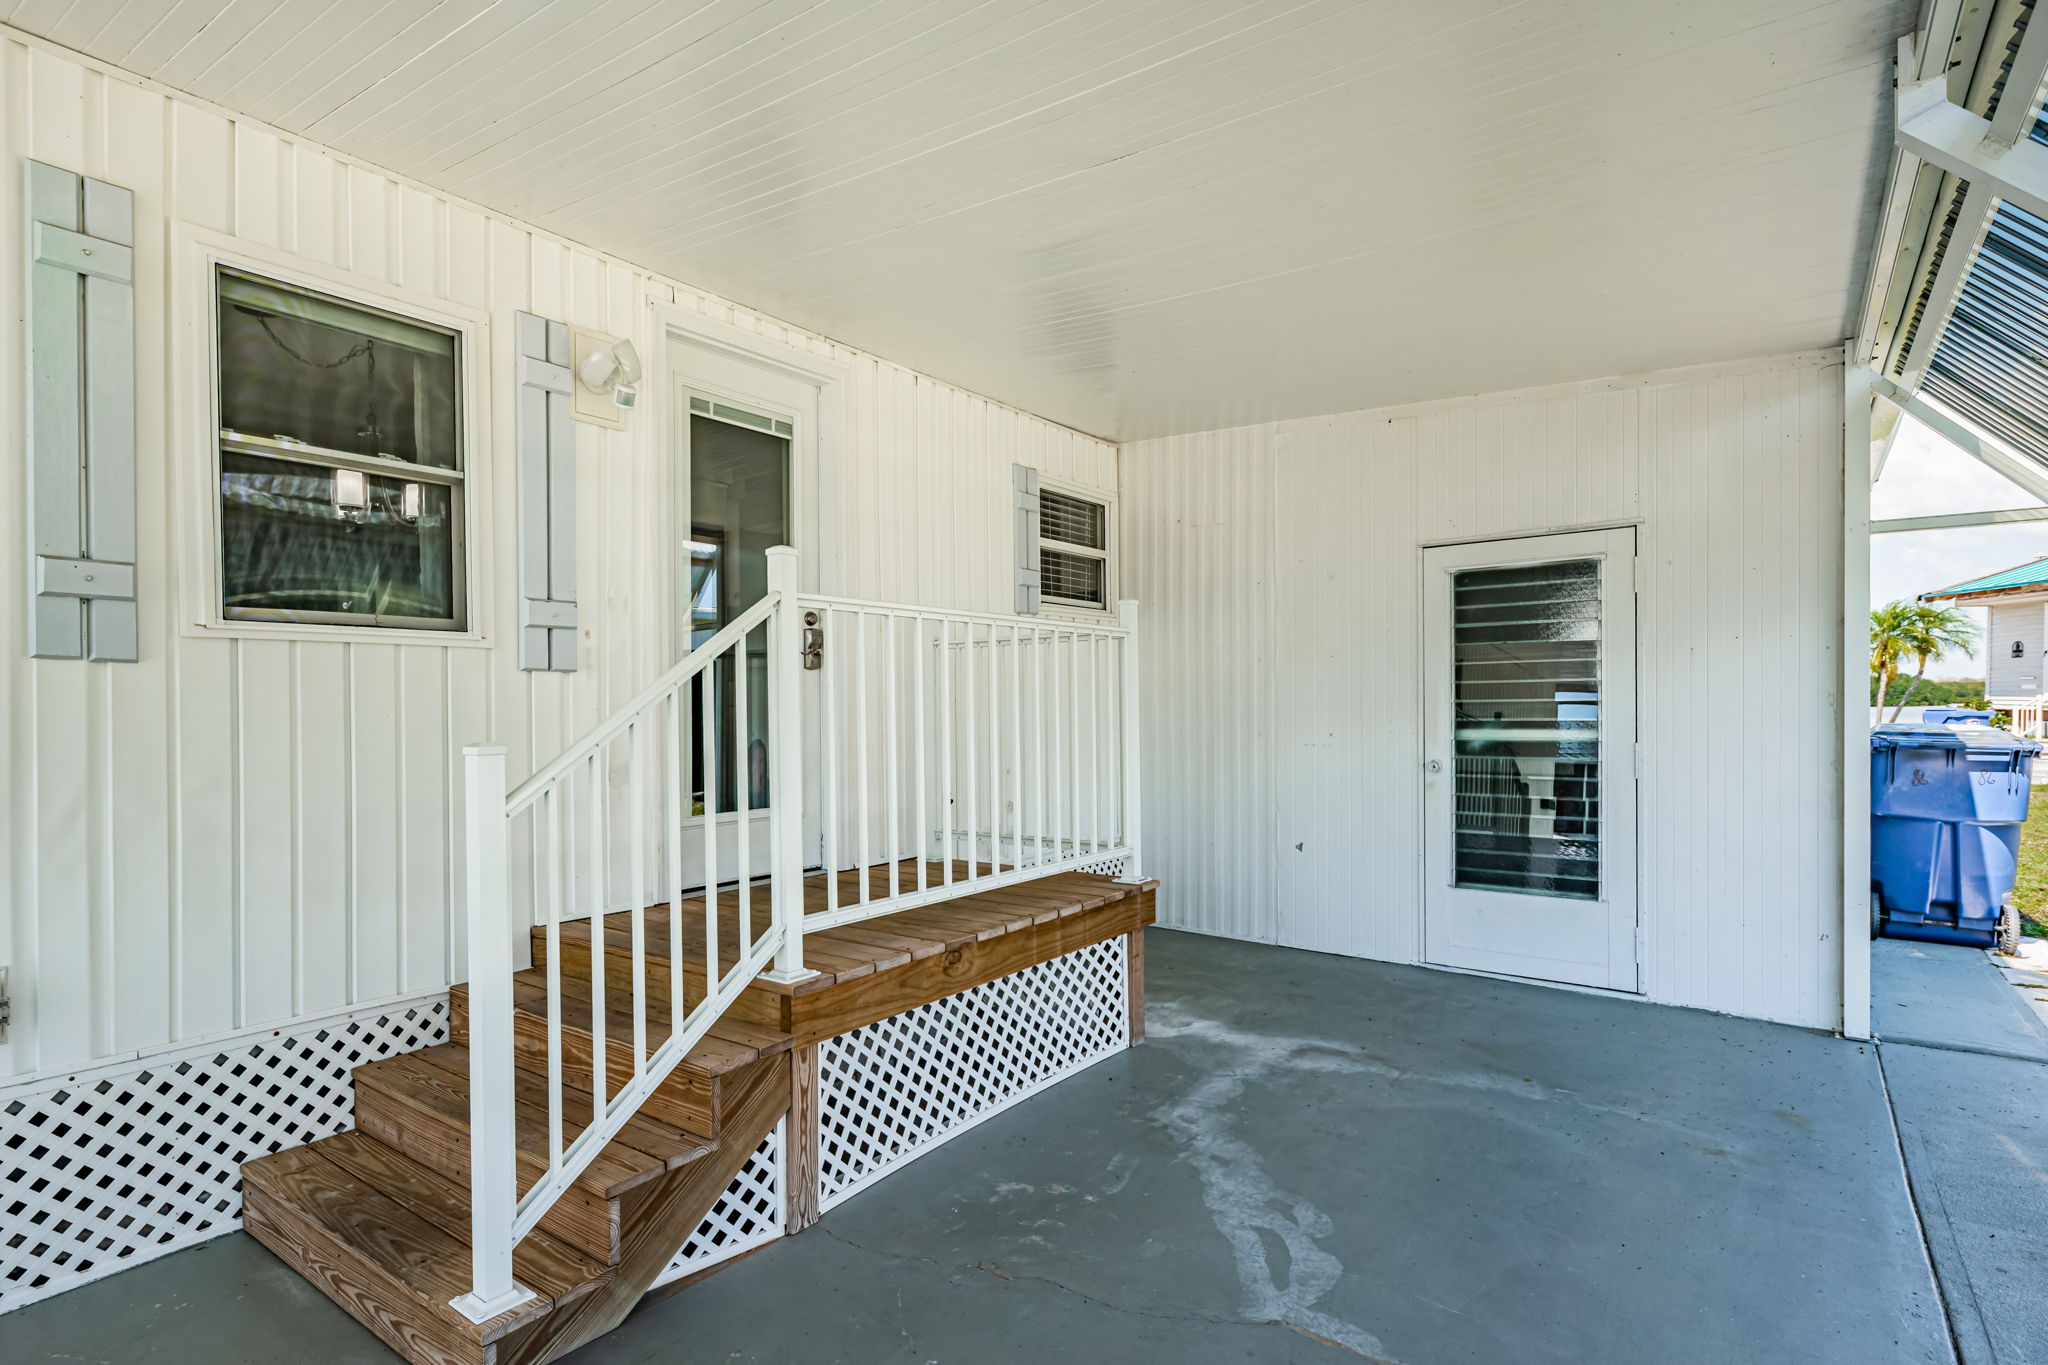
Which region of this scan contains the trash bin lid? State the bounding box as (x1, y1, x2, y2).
(1871, 723, 2042, 755)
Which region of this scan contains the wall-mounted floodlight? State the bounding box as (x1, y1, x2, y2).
(571, 328, 640, 430)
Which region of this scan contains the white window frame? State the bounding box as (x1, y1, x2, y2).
(1035, 476, 1117, 617)
(170, 225, 494, 646)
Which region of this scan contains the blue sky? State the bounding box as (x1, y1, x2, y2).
(1871, 415, 2048, 678)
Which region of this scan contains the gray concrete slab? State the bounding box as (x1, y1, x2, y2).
(1882, 1043, 2048, 1365)
(1873, 938, 2048, 1063)
(5, 931, 1956, 1365)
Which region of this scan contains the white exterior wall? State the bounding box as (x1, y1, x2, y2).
(1984, 601, 2046, 697)
(1122, 353, 1847, 1029)
(0, 35, 1115, 1082)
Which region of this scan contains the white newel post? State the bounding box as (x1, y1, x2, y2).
(762, 546, 814, 983)
(452, 745, 537, 1323)
(1118, 599, 1143, 882)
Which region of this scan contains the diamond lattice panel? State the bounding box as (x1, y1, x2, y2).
(1075, 855, 1128, 878)
(1, 999, 448, 1312)
(652, 1120, 785, 1287)
(818, 936, 1127, 1210)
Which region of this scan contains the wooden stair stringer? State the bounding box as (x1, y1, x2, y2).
(495, 1049, 793, 1365)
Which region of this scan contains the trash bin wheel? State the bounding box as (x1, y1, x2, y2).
(1998, 898, 2022, 957)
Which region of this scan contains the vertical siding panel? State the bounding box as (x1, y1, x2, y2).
(294, 642, 350, 1015)
(398, 646, 450, 993)
(350, 644, 401, 1002)
(236, 641, 294, 1026)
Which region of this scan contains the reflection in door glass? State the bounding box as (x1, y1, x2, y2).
(1451, 558, 1600, 900)
(689, 413, 789, 815)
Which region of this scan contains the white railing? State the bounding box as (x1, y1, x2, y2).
(800, 594, 1142, 931)
(451, 548, 811, 1322)
(452, 549, 1142, 1318)
(1995, 696, 2047, 738)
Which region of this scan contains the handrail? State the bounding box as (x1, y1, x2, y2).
(506, 592, 781, 815)
(796, 589, 1133, 636)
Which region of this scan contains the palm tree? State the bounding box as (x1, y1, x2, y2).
(1871, 600, 1981, 721)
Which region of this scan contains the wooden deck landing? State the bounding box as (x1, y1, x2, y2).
(535, 861, 1156, 1046)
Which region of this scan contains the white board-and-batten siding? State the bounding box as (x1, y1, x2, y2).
(1122, 355, 1847, 1030)
(1985, 601, 2046, 697)
(0, 34, 1115, 1082)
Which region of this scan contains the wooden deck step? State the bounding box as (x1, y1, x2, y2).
(241, 1132, 609, 1365)
(448, 974, 792, 1136)
(352, 1042, 716, 1263)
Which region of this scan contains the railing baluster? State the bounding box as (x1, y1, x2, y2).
(1068, 630, 1082, 864)
(964, 615, 978, 879)
(1010, 621, 1024, 873)
(823, 605, 840, 920)
(885, 612, 901, 899)
(736, 641, 752, 957)
(586, 751, 605, 1129)
(987, 621, 1002, 873)
(764, 547, 809, 982)
(855, 610, 872, 905)
(914, 614, 929, 893)
(1034, 627, 1047, 868)
(665, 689, 683, 1031)
(702, 661, 719, 1006)
(1089, 633, 1102, 857)
(545, 787, 563, 1164)
(940, 617, 955, 886)
(628, 721, 646, 1071)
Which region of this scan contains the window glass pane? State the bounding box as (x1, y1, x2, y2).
(1451, 559, 1601, 900)
(220, 452, 455, 623)
(218, 270, 458, 468)
(1041, 489, 1106, 549)
(689, 413, 790, 812)
(1041, 547, 1105, 605)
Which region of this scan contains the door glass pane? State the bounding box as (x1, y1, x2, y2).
(1452, 558, 1601, 900)
(688, 412, 790, 814)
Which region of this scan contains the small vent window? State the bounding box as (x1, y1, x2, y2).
(1037, 486, 1111, 610)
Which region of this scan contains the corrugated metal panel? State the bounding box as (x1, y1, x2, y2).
(1985, 601, 2047, 695)
(0, 3, 1906, 440)
(0, 37, 1115, 1082)
(1921, 553, 2048, 597)
(1923, 202, 2048, 467)
(1122, 355, 1844, 1030)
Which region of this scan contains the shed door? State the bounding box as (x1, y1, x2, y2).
(1422, 529, 1638, 991)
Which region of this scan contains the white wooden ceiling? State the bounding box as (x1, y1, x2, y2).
(9, 0, 1912, 441)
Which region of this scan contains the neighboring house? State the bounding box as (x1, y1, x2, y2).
(0, 2, 2043, 1362)
(1923, 558, 2048, 732)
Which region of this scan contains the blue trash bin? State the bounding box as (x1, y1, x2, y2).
(1922, 707, 1997, 727)
(1871, 724, 2041, 947)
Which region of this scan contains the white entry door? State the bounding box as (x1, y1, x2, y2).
(1422, 528, 1638, 991)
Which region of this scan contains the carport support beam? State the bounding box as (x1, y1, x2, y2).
(1843, 354, 1873, 1042)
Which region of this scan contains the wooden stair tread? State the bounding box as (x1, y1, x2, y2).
(267, 1131, 612, 1309)
(241, 1141, 546, 1346)
(458, 974, 792, 1076)
(354, 1045, 713, 1200)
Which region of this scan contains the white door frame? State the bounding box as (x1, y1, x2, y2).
(1421, 526, 1640, 991)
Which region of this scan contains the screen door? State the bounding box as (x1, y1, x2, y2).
(1422, 528, 1638, 990)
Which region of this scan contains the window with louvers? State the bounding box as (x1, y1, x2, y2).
(1039, 487, 1108, 609)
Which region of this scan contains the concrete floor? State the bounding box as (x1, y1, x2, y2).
(6, 931, 1961, 1365)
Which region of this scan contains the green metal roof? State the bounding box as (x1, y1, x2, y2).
(1922, 556, 2048, 600)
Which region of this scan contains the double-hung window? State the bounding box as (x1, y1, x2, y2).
(215, 268, 466, 630)
(1038, 485, 1112, 611)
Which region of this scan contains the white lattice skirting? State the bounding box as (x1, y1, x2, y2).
(1, 998, 449, 1313)
(818, 934, 1129, 1211)
(652, 1119, 786, 1287)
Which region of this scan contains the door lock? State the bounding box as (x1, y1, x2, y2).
(1426, 758, 1443, 773)
(801, 612, 824, 670)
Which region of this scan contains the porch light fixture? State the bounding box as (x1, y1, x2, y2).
(577, 327, 638, 419)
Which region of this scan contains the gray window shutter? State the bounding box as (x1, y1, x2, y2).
(1013, 463, 1040, 615)
(516, 311, 577, 671)
(27, 160, 136, 662)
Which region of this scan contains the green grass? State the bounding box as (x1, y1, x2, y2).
(2015, 784, 2048, 937)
